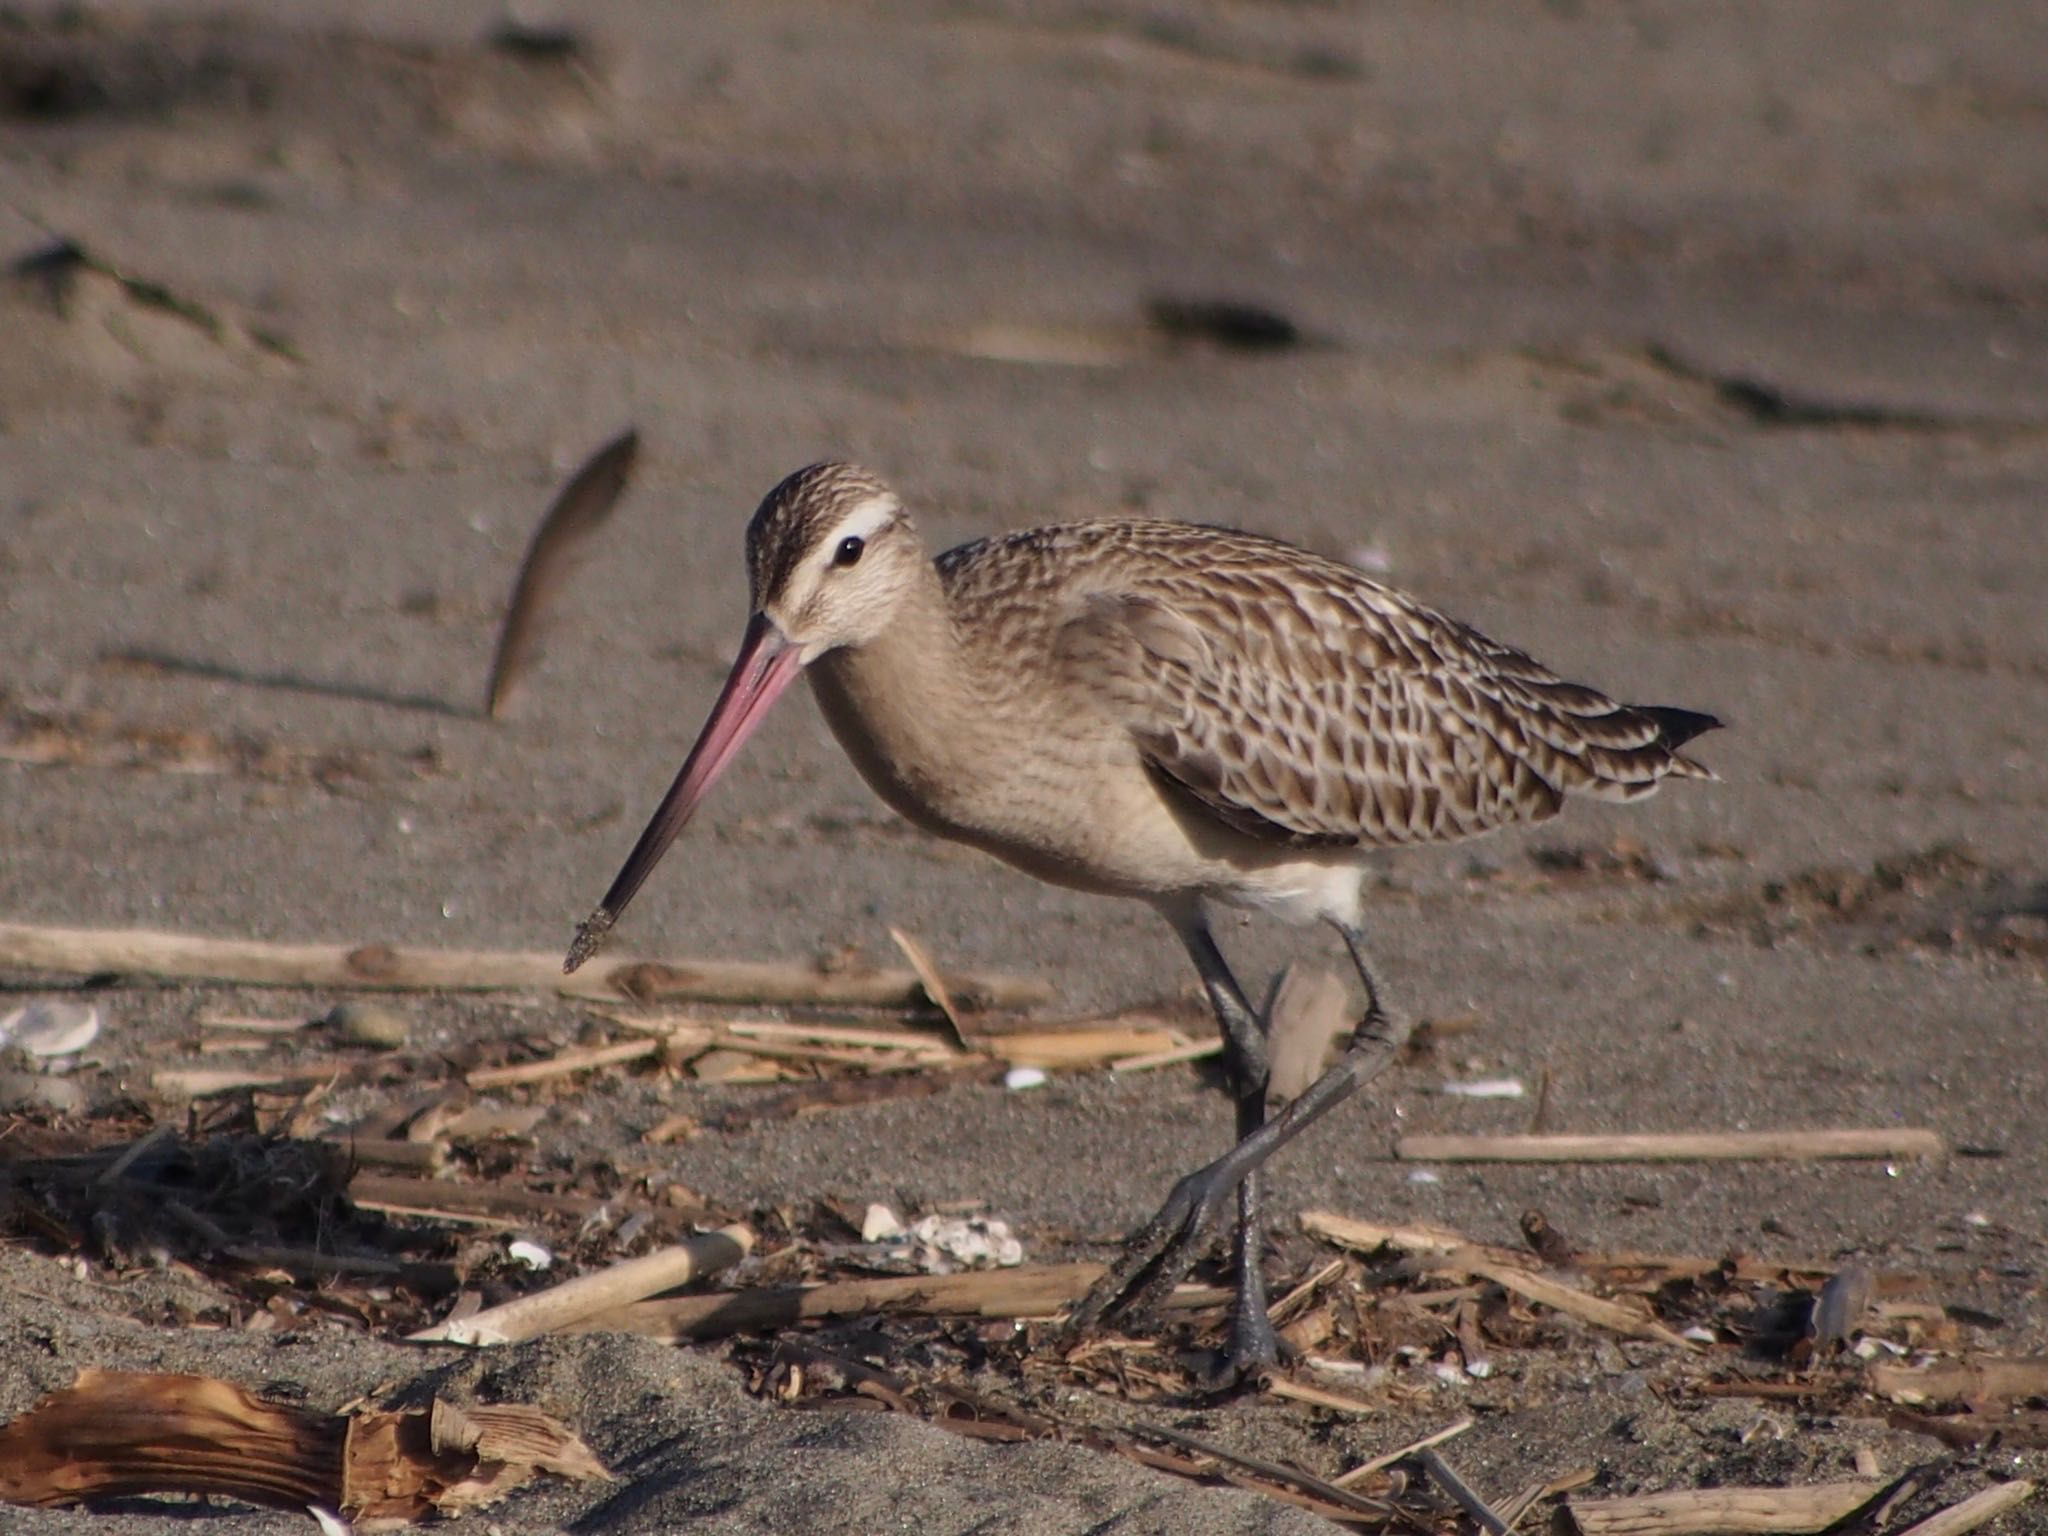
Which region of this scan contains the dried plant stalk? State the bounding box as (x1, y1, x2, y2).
(411, 1225, 756, 1344)
(1396, 1129, 1943, 1163)
(0, 921, 1049, 1009)
(1565, 1480, 1886, 1535)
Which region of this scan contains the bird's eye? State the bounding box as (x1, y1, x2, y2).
(832, 535, 866, 568)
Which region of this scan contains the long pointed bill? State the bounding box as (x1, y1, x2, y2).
(564, 613, 802, 972)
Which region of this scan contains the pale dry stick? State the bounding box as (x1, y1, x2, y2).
(1565, 1480, 1886, 1536)
(1301, 1209, 1517, 1261)
(1111, 1037, 1223, 1073)
(603, 1014, 965, 1070)
(1892, 1481, 2036, 1536)
(465, 1039, 663, 1090)
(1445, 1251, 1696, 1350)
(195, 1013, 309, 1034)
(1868, 1357, 2048, 1404)
(1259, 1374, 1380, 1416)
(410, 1225, 756, 1345)
(686, 1038, 940, 1073)
(153, 1063, 352, 1098)
(1397, 1129, 1944, 1163)
(0, 922, 1050, 1010)
(567, 1263, 1229, 1342)
(994, 1025, 1187, 1069)
(1331, 1417, 1474, 1489)
(887, 926, 969, 1048)
(1265, 1256, 1347, 1325)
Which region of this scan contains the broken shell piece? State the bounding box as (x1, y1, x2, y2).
(907, 1213, 1023, 1271)
(860, 1203, 907, 1243)
(506, 1239, 553, 1270)
(1438, 1077, 1525, 1099)
(0, 1000, 101, 1057)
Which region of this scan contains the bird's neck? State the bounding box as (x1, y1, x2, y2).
(804, 568, 988, 827)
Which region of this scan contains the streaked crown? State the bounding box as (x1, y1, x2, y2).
(745, 462, 902, 610)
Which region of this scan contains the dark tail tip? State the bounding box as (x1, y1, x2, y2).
(1636, 705, 1724, 751)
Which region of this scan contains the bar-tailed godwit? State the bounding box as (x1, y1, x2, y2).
(565, 462, 1719, 1385)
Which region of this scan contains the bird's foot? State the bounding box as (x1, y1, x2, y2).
(1064, 1158, 1236, 1342)
(1187, 1293, 1285, 1394)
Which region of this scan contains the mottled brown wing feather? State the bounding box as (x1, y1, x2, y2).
(993, 521, 1711, 851)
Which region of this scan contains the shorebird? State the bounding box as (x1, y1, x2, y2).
(565, 462, 1719, 1385)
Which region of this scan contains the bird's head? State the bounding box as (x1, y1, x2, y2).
(745, 462, 924, 662)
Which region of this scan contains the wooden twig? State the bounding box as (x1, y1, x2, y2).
(887, 926, 969, 1048)
(1332, 1417, 1474, 1487)
(1259, 1373, 1380, 1416)
(1301, 1209, 1520, 1262)
(1868, 1357, 2048, 1405)
(465, 1039, 662, 1089)
(991, 1024, 1189, 1069)
(1446, 1252, 1696, 1349)
(152, 1062, 354, 1098)
(1565, 1480, 1886, 1535)
(1891, 1481, 2035, 1536)
(1110, 1038, 1223, 1073)
(1396, 1129, 1944, 1163)
(565, 1263, 1228, 1342)
(0, 922, 1050, 1010)
(410, 1225, 755, 1345)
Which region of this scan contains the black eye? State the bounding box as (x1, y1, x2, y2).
(832, 535, 865, 568)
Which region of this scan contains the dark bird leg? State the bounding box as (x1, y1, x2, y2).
(1071, 920, 1412, 1388)
(1068, 910, 1280, 1384)
(1175, 915, 1281, 1382)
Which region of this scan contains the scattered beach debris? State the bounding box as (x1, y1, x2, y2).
(0, 999, 101, 1058)
(0, 1369, 609, 1522)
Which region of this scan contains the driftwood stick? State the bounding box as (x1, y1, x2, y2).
(410, 1225, 756, 1345)
(465, 1039, 663, 1089)
(1868, 1357, 2048, 1405)
(1301, 1209, 1524, 1263)
(1396, 1129, 1943, 1163)
(1332, 1417, 1474, 1488)
(1565, 1480, 1886, 1535)
(152, 1061, 357, 1098)
(1259, 1374, 1380, 1416)
(1892, 1482, 2035, 1536)
(566, 1262, 1228, 1342)
(0, 922, 1050, 1010)
(1448, 1252, 1696, 1349)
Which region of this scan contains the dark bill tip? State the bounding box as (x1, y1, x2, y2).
(563, 907, 616, 974)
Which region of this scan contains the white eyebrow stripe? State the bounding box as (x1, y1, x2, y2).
(819, 495, 900, 556)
